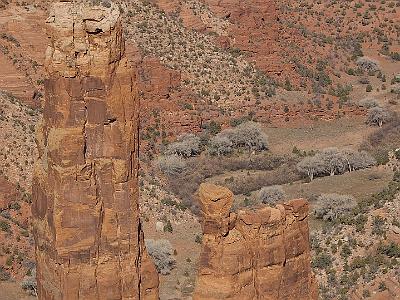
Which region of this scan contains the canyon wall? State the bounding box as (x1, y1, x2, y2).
(203, 0, 284, 76)
(32, 2, 158, 299)
(193, 183, 317, 300)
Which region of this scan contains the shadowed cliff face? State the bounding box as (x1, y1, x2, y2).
(32, 2, 159, 299)
(193, 183, 318, 300)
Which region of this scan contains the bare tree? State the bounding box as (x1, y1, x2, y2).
(208, 121, 268, 155)
(258, 185, 286, 205)
(165, 133, 201, 157)
(319, 147, 347, 176)
(231, 121, 269, 152)
(366, 107, 391, 127)
(296, 156, 325, 181)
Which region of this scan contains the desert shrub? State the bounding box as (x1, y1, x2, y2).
(209, 135, 233, 156)
(21, 274, 37, 296)
(164, 134, 201, 157)
(312, 253, 333, 269)
(156, 155, 187, 176)
(195, 234, 202, 244)
(377, 242, 400, 258)
(161, 198, 187, 211)
(359, 98, 379, 109)
(366, 107, 391, 127)
(145, 239, 176, 275)
(0, 266, 10, 281)
(202, 121, 221, 135)
(395, 149, 400, 160)
(356, 57, 380, 72)
(0, 220, 10, 232)
(258, 185, 286, 205)
(313, 193, 356, 221)
(163, 220, 173, 233)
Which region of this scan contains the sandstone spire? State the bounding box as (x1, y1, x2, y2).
(32, 2, 159, 299)
(194, 183, 318, 300)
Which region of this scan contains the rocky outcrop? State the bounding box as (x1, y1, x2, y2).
(193, 183, 317, 300)
(32, 2, 158, 299)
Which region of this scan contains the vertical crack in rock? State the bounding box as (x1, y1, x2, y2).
(32, 1, 159, 299)
(193, 183, 318, 300)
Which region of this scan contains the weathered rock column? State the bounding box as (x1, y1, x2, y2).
(194, 183, 317, 300)
(32, 2, 159, 299)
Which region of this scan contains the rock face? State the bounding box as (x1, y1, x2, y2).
(204, 0, 283, 76)
(193, 183, 317, 300)
(32, 2, 158, 299)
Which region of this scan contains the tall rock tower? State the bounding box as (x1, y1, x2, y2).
(32, 2, 159, 299)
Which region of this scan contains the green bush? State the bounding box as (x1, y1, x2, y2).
(378, 242, 400, 258)
(312, 253, 333, 269)
(0, 220, 10, 232)
(163, 220, 173, 233)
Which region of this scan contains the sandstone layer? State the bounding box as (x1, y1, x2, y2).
(203, 0, 283, 76)
(32, 2, 158, 299)
(193, 183, 317, 300)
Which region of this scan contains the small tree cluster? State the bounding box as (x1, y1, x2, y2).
(297, 148, 376, 181)
(258, 185, 286, 205)
(145, 239, 176, 275)
(164, 134, 201, 157)
(209, 121, 268, 155)
(156, 155, 187, 176)
(366, 107, 391, 127)
(313, 193, 356, 221)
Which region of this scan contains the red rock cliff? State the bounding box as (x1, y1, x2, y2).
(204, 0, 284, 76)
(32, 2, 158, 299)
(193, 183, 317, 300)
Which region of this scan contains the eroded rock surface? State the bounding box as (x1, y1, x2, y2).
(194, 183, 317, 300)
(32, 2, 158, 299)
